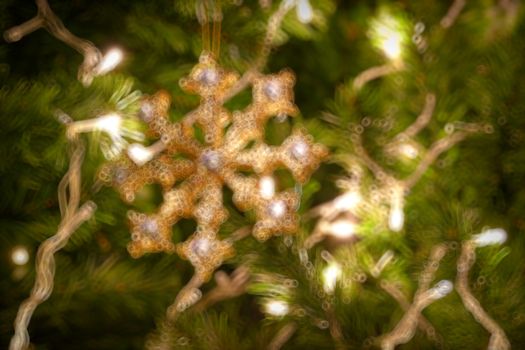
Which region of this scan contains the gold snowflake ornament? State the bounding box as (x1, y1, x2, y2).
(99, 53, 327, 283)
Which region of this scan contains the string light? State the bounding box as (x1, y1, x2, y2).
(67, 113, 144, 159)
(296, 0, 314, 24)
(96, 48, 124, 75)
(429, 280, 454, 300)
(388, 186, 405, 232)
(322, 262, 342, 293)
(95, 113, 123, 137)
(472, 228, 507, 247)
(333, 190, 361, 212)
(259, 176, 276, 199)
(11, 246, 29, 266)
(388, 207, 404, 232)
(398, 143, 419, 159)
(327, 219, 356, 239)
(370, 13, 405, 61)
(264, 300, 290, 316)
(127, 143, 156, 166)
(68, 113, 121, 137)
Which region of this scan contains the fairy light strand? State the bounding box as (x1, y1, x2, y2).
(372, 248, 444, 347)
(268, 323, 298, 350)
(9, 134, 96, 350)
(4, 0, 122, 85)
(440, 0, 467, 29)
(353, 63, 404, 91)
(380, 244, 452, 350)
(380, 281, 444, 346)
(455, 238, 510, 350)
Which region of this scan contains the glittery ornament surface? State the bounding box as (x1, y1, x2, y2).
(99, 52, 327, 283)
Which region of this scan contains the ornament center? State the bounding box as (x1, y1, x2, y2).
(141, 218, 159, 236)
(114, 167, 128, 184)
(191, 238, 211, 258)
(268, 200, 287, 219)
(201, 150, 221, 171)
(199, 68, 219, 86)
(264, 80, 282, 101)
(139, 101, 154, 122)
(291, 141, 309, 159)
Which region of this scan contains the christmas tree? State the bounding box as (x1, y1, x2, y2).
(1, 0, 525, 349)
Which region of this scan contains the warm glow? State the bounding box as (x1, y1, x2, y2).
(382, 33, 402, 60)
(430, 280, 454, 299)
(322, 263, 342, 293)
(370, 14, 405, 60)
(127, 143, 155, 166)
(328, 219, 356, 239)
(97, 48, 124, 74)
(388, 207, 404, 232)
(11, 246, 29, 266)
(95, 113, 122, 137)
(473, 228, 507, 247)
(259, 176, 276, 200)
(296, 0, 313, 24)
(333, 191, 362, 211)
(264, 300, 289, 316)
(399, 143, 418, 159)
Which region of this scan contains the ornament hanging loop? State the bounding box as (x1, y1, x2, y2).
(196, 0, 222, 58)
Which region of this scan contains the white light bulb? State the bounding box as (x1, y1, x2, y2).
(264, 300, 289, 316)
(328, 220, 356, 239)
(11, 246, 29, 266)
(322, 263, 342, 293)
(127, 143, 155, 166)
(259, 176, 276, 200)
(472, 228, 507, 247)
(371, 15, 404, 61)
(96, 113, 122, 137)
(399, 143, 418, 159)
(333, 191, 362, 211)
(388, 207, 404, 232)
(382, 34, 402, 60)
(296, 0, 313, 24)
(97, 48, 124, 75)
(430, 280, 453, 299)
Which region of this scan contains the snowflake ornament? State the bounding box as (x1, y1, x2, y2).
(99, 52, 327, 283)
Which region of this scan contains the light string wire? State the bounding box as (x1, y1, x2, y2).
(9, 124, 97, 350)
(267, 322, 297, 350)
(440, 0, 467, 29)
(13, 1, 307, 348)
(367, 248, 444, 347)
(379, 244, 450, 350)
(3, 0, 105, 86)
(456, 241, 511, 350)
(306, 90, 491, 248)
(353, 0, 469, 90)
(196, 0, 223, 58)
